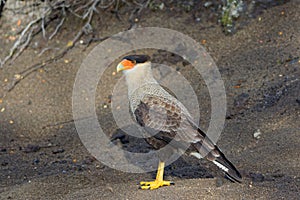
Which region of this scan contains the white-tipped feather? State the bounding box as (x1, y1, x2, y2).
(213, 160, 229, 172)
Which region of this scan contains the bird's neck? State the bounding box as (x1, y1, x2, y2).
(124, 62, 158, 96)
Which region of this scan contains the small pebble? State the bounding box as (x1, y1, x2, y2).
(253, 129, 262, 139)
(52, 149, 65, 154)
(14, 74, 22, 80)
(24, 144, 40, 153)
(204, 1, 213, 8)
(106, 186, 114, 193)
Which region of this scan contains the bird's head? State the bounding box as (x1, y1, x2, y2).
(117, 55, 151, 73)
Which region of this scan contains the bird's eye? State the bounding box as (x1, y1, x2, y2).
(132, 60, 136, 64)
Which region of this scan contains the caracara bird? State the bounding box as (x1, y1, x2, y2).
(116, 54, 242, 190)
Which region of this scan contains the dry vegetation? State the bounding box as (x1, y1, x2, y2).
(0, 0, 152, 67)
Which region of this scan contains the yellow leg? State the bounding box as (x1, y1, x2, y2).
(140, 161, 174, 190)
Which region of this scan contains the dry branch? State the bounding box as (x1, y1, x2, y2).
(0, 0, 150, 68)
(0, 0, 150, 95)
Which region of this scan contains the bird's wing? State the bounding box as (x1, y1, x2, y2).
(133, 94, 204, 143)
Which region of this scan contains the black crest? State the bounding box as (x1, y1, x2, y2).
(123, 55, 150, 63)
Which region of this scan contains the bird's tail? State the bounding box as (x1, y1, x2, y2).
(192, 140, 242, 183)
(211, 146, 242, 182)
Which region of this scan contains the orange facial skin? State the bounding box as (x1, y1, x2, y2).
(117, 59, 136, 72)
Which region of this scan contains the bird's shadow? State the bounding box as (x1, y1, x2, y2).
(111, 127, 214, 180)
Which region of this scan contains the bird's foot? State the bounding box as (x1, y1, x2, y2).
(139, 180, 174, 190)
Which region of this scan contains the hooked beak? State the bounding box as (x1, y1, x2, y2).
(116, 59, 135, 72)
(116, 63, 125, 72)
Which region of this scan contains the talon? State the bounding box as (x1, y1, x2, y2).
(140, 181, 150, 186)
(139, 161, 174, 190)
(139, 180, 174, 190)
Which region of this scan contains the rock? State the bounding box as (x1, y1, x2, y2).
(249, 172, 265, 182)
(52, 149, 65, 154)
(253, 129, 262, 139)
(23, 144, 40, 153)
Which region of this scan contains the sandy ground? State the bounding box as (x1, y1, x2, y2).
(0, 1, 299, 199)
